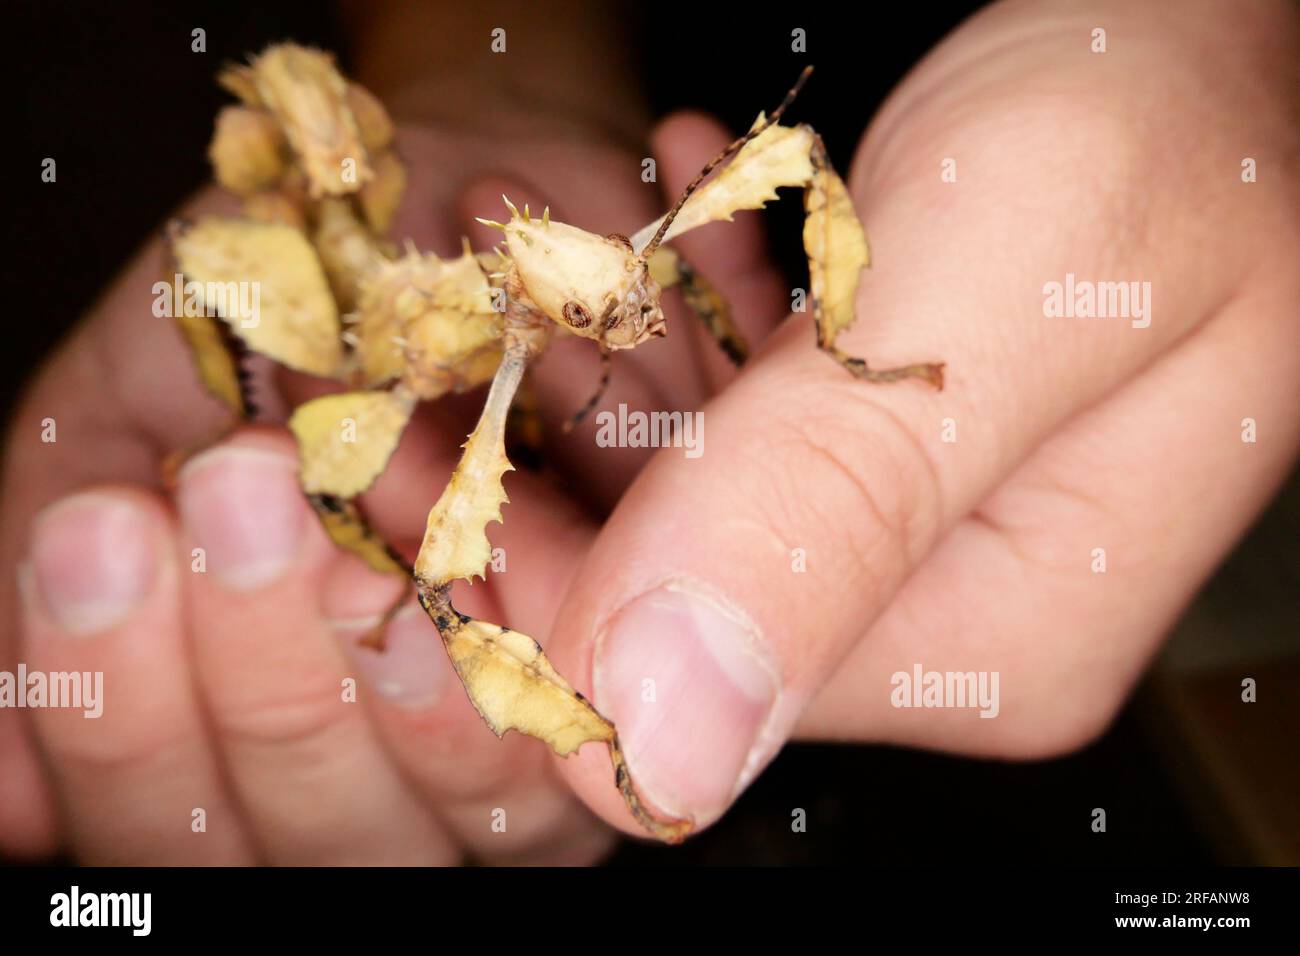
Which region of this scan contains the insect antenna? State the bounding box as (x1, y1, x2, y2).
(638, 65, 813, 261)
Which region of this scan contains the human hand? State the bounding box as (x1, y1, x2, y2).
(545, 0, 1300, 836)
(4, 0, 1294, 862)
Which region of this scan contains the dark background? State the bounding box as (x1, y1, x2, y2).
(6, 1, 1295, 866)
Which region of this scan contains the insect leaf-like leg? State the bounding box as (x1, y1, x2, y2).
(307, 493, 409, 575)
(158, 232, 261, 489)
(803, 135, 944, 389)
(307, 493, 410, 650)
(414, 345, 693, 843)
(179, 308, 259, 419)
(289, 388, 418, 648)
(413, 345, 526, 589)
(648, 247, 748, 366)
(418, 582, 692, 843)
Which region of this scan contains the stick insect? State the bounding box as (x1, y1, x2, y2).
(168, 44, 943, 842)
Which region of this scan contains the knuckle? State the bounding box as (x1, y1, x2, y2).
(39, 716, 197, 777)
(766, 383, 944, 578)
(209, 678, 354, 752)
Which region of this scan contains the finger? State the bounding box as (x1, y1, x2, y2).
(176, 428, 458, 864)
(650, 111, 789, 385)
(549, 19, 1288, 834)
(797, 267, 1300, 753)
(18, 489, 254, 864)
(0, 718, 58, 858)
(0, 188, 238, 856)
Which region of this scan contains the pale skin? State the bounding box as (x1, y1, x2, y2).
(2, 0, 1296, 860)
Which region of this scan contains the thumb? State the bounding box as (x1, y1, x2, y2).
(546, 112, 1206, 836)
(547, 342, 952, 833)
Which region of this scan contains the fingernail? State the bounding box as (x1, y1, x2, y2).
(330, 603, 451, 708)
(178, 445, 305, 591)
(594, 582, 779, 823)
(27, 494, 157, 636)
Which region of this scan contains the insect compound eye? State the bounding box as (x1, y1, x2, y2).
(562, 300, 593, 329)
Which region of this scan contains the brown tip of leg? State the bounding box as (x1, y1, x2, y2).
(609, 736, 695, 844)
